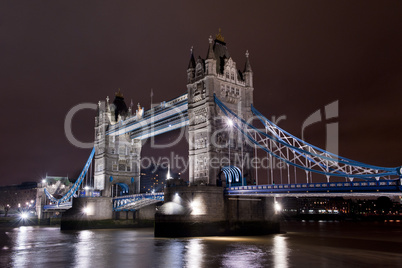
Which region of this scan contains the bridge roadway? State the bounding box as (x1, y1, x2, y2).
(226, 179, 402, 197)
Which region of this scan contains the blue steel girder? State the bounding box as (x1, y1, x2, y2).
(113, 193, 164, 211)
(226, 180, 402, 197)
(214, 95, 401, 181)
(106, 94, 188, 139)
(44, 147, 95, 205)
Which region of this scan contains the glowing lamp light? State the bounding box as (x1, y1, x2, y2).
(274, 201, 282, 213)
(20, 212, 28, 220)
(42, 179, 46, 184)
(190, 199, 205, 215)
(227, 118, 234, 127)
(83, 207, 91, 215)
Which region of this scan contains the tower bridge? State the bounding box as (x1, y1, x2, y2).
(42, 31, 401, 236)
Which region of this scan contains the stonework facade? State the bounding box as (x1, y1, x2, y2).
(94, 92, 142, 196)
(187, 34, 255, 185)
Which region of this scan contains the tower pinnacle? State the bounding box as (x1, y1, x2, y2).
(215, 28, 225, 43)
(244, 50, 252, 72)
(206, 35, 216, 60)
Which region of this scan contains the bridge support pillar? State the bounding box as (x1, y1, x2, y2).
(155, 185, 280, 237)
(60, 197, 113, 230)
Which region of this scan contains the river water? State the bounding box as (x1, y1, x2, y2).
(1, 221, 401, 267)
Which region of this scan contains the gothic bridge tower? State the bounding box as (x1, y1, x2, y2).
(94, 90, 142, 196)
(187, 31, 254, 186)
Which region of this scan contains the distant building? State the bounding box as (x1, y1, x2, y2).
(0, 182, 37, 213)
(140, 164, 180, 193)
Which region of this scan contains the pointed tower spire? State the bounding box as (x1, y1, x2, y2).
(206, 35, 216, 60)
(115, 88, 124, 98)
(244, 50, 252, 72)
(187, 46, 196, 83)
(243, 50, 253, 87)
(188, 46, 196, 69)
(216, 28, 225, 43)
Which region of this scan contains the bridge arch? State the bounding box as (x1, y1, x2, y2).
(221, 166, 246, 186)
(110, 181, 130, 197)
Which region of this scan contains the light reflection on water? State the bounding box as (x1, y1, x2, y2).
(273, 235, 288, 268)
(1, 222, 402, 268)
(185, 239, 203, 268)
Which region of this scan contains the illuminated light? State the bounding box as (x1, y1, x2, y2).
(42, 179, 46, 184)
(30, 200, 34, 203)
(274, 201, 282, 213)
(83, 207, 91, 215)
(190, 199, 205, 215)
(20, 212, 28, 220)
(84, 186, 89, 190)
(227, 118, 233, 127)
(175, 193, 179, 197)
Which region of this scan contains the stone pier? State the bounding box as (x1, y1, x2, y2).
(155, 185, 280, 237)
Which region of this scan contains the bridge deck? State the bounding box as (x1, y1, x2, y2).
(226, 180, 402, 197)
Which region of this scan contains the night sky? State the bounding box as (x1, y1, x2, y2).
(1, 1, 401, 186)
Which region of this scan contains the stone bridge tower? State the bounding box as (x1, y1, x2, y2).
(187, 31, 254, 186)
(94, 90, 142, 196)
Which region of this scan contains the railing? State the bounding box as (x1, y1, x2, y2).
(226, 180, 402, 195)
(112, 192, 164, 211)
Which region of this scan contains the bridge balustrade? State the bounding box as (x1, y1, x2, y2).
(226, 180, 401, 196)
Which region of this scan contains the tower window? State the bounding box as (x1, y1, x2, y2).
(231, 72, 234, 80)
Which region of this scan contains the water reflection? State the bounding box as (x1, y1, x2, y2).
(155, 239, 185, 267)
(185, 239, 204, 268)
(221, 242, 266, 267)
(12, 226, 31, 267)
(73, 230, 94, 267)
(273, 235, 288, 268)
(1, 223, 401, 268)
